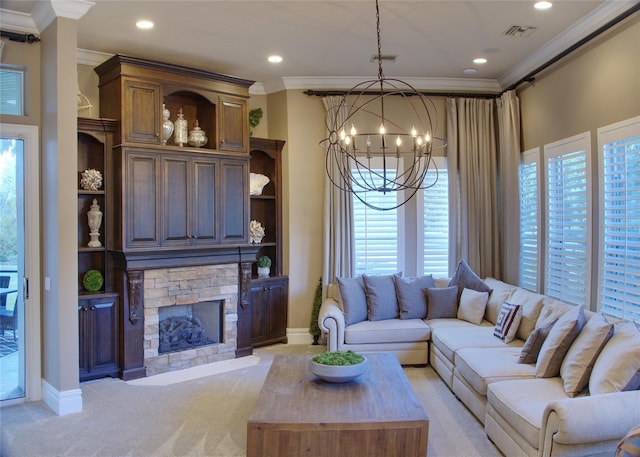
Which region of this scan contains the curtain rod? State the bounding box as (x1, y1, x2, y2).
(0, 30, 40, 43)
(506, 3, 639, 92)
(303, 89, 497, 99)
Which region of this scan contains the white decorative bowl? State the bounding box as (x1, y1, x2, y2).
(309, 356, 368, 383)
(250, 173, 270, 195)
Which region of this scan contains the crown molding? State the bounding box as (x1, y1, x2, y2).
(498, 0, 639, 89)
(0, 8, 38, 34)
(32, 0, 95, 33)
(280, 76, 502, 94)
(77, 48, 112, 66)
(249, 82, 266, 96)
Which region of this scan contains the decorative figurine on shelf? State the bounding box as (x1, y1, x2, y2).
(80, 168, 102, 191)
(249, 220, 265, 244)
(257, 256, 271, 278)
(87, 198, 103, 247)
(187, 119, 208, 147)
(174, 108, 188, 146)
(162, 103, 174, 145)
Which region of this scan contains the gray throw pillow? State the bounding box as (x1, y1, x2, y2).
(535, 305, 586, 378)
(336, 276, 368, 325)
(448, 259, 492, 296)
(425, 286, 459, 319)
(363, 274, 399, 321)
(395, 275, 435, 319)
(518, 319, 556, 364)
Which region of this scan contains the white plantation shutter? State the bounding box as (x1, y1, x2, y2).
(519, 149, 541, 292)
(421, 159, 449, 277)
(544, 133, 591, 306)
(353, 167, 399, 275)
(598, 116, 640, 321)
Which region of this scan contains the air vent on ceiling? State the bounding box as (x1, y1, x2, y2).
(503, 25, 538, 38)
(370, 54, 397, 63)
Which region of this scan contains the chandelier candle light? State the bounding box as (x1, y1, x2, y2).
(321, 0, 446, 211)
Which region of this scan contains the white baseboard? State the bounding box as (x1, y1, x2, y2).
(41, 379, 83, 416)
(286, 328, 314, 345)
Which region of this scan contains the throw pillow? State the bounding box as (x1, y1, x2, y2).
(448, 259, 492, 295)
(508, 288, 545, 341)
(363, 274, 399, 321)
(336, 276, 368, 325)
(395, 275, 435, 319)
(560, 313, 614, 397)
(425, 286, 459, 319)
(483, 277, 518, 324)
(457, 288, 489, 325)
(535, 305, 586, 378)
(589, 321, 640, 395)
(493, 302, 522, 343)
(518, 319, 556, 364)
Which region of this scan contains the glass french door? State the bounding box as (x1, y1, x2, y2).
(0, 124, 40, 403)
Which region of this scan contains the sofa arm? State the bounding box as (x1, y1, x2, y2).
(540, 390, 640, 455)
(318, 298, 345, 352)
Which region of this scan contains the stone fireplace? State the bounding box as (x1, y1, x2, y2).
(143, 264, 239, 376)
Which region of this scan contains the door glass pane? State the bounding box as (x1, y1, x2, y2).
(0, 138, 25, 401)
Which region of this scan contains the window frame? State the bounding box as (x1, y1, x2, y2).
(519, 148, 542, 292)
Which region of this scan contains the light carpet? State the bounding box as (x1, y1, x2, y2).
(0, 344, 503, 457)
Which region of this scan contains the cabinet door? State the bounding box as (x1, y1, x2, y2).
(219, 96, 247, 152)
(266, 278, 288, 340)
(250, 284, 268, 344)
(125, 151, 161, 249)
(220, 158, 248, 244)
(123, 80, 161, 144)
(192, 158, 218, 244)
(78, 300, 91, 377)
(92, 297, 119, 371)
(162, 155, 191, 246)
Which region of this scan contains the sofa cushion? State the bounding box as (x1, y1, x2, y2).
(337, 276, 368, 325)
(483, 278, 518, 324)
(487, 378, 570, 450)
(448, 259, 492, 295)
(457, 288, 489, 325)
(518, 319, 556, 364)
(363, 274, 399, 321)
(395, 275, 434, 319)
(536, 305, 586, 378)
(560, 313, 613, 397)
(426, 286, 459, 319)
(431, 325, 522, 365)
(344, 318, 431, 345)
(589, 321, 640, 395)
(508, 289, 545, 341)
(456, 347, 535, 395)
(493, 302, 522, 343)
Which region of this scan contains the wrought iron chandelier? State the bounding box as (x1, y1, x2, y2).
(322, 0, 447, 211)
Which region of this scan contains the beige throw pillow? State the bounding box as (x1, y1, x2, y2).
(535, 305, 586, 378)
(589, 321, 640, 395)
(560, 314, 613, 397)
(457, 288, 489, 325)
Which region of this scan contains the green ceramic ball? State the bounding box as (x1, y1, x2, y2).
(83, 270, 104, 292)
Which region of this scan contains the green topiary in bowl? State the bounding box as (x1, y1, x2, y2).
(309, 351, 368, 383)
(83, 269, 104, 292)
(311, 350, 365, 366)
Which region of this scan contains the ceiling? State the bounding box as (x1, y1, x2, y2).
(1, 1, 637, 93)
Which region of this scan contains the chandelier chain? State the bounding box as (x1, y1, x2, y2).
(376, 0, 384, 81)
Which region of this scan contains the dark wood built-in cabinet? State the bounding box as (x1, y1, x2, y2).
(250, 276, 289, 347)
(77, 118, 120, 382)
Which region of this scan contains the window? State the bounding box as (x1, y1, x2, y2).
(420, 158, 449, 278)
(353, 166, 400, 275)
(353, 157, 450, 277)
(0, 67, 25, 116)
(519, 148, 541, 292)
(544, 133, 591, 307)
(598, 116, 640, 321)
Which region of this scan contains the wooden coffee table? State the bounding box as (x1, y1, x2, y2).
(247, 353, 429, 457)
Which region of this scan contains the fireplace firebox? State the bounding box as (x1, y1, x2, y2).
(158, 300, 223, 354)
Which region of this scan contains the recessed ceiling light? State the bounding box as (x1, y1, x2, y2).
(136, 20, 154, 30)
(268, 55, 283, 64)
(473, 58, 487, 65)
(462, 68, 478, 75)
(534, 2, 552, 10)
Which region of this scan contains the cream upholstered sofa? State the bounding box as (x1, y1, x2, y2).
(318, 266, 640, 457)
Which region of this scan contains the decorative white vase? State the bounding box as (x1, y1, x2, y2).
(257, 266, 270, 278)
(87, 198, 103, 247)
(162, 104, 174, 145)
(174, 108, 188, 147)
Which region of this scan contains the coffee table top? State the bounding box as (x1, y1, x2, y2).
(249, 353, 428, 425)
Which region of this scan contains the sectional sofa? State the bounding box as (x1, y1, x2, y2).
(318, 263, 640, 457)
